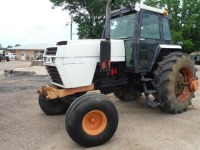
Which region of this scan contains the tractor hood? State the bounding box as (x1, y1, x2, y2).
(45, 39, 125, 59)
(43, 39, 125, 88)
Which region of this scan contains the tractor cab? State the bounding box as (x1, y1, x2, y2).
(108, 3, 174, 73)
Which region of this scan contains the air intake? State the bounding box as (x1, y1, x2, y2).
(46, 66, 63, 85)
(45, 47, 57, 55)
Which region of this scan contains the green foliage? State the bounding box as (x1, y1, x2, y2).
(50, 0, 200, 53)
(183, 39, 194, 53)
(0, 44, 20, 50)
(15, 44, 21, 47)
(6, 45, 13, 49)
(171, 31, 184, 44)
(144, 0, 200, 53)
(50, 0, 138, 39)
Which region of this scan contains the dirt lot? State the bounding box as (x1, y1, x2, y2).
(0, 61, 200, 150)
(0, 61, 31, 75)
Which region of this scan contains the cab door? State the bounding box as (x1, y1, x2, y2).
(137, 12, 161, 71)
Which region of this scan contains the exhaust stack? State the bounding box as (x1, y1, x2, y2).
(105, 0, 113, 40)
(100, 0, 113, 74)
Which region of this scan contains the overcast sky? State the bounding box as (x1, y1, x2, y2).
(0, 0, 78, 48)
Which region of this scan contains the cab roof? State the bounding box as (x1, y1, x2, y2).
(111, 2, 168, 17)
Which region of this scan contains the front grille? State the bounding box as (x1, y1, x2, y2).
(46, 66, 63, 85)
(45, 47, 57, 55)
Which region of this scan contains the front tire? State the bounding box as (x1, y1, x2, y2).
(38, 94, 69, 115)
(65, 94, 118, 147)
(154, 52, 198, 113)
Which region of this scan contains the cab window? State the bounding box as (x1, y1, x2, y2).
(140, 13, 160, 39)
(163, 18, 172, 40)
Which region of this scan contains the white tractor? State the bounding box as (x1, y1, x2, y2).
(38, 0, 199, 147)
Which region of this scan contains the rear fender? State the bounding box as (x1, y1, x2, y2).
(150, 44, 182, 72)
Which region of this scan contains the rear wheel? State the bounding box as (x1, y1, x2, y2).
(113, 85, 140, 101)
(65, 94, 118, 147)
(38, 94, 69, 115)
(154, 52, 198, 113)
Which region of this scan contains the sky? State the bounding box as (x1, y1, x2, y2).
(0, 0, 78, 48)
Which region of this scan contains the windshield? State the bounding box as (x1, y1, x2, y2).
(111, 14, 136, 39)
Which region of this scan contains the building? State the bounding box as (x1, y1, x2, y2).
(9, 44, 53, 60)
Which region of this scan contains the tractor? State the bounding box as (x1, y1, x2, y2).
(38, 0, 199, 147)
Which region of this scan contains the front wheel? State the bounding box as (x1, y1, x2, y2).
(154, 52, 198, 113)
(65, 94, 118, 147)
(38, 94, 69, 115)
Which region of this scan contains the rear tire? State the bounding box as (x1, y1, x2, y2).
(65, 94, 118, 147)
(154, 52, 197, 113)
(38, 94, 69, 115)
(113, 85, 140, 101)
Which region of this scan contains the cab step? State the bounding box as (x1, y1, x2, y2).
(141, 76, 160, 108)
(144, 90, 157, 94)
(146, 100, 160, 108)
(140, 78, 153, 82)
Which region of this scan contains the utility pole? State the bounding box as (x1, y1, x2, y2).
(70, 17, 72, 40)
(52, 6, 73, 40)
(66, 16, 73, 40)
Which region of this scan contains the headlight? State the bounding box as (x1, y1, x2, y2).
(52, 57, 56, 63)
(44, 57, 52, 63)
(43, 57, 55, 63)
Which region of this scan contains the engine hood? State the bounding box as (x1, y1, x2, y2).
(52, 39, 125, 58)
(43, 39, 125, 88)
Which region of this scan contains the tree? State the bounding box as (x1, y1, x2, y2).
(15, 44, 21, 47)
(7, 45, 13, 49)
(50, 0, 138, 39)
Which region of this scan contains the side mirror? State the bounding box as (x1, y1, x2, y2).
(177, 41, 183, 47)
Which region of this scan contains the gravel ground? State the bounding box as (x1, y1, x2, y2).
(0, 61, 200, 150)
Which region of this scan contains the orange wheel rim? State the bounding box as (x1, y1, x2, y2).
(175, 67, 192, 102)
(82, 110, 107, 136)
